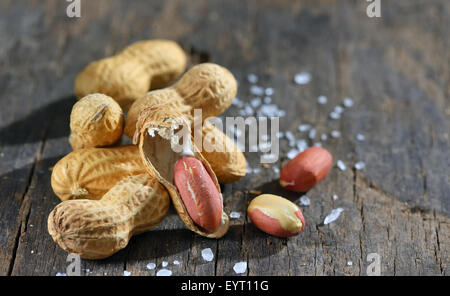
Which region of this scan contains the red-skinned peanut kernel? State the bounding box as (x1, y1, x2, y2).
(280, 146, 333, 192)
(247, 194, 305, 237)
(174, 156, 222, 233)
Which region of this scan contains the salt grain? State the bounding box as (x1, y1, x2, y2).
(264, 96, 272, 104)
(337, 160, 347, 171)
(354, 161, 366, 170)
(232, 97, 244, 108)
(261, 154, 278, 163)
(146, 263, 156, 270)
(356, 134, 365, 141)
(343, 97, 354, 107)
(233, 262, 247, 274)
(330, 130, 341, 138)
(298, 124, 311, 132)
(347, 261, 353, 266)
(123, 270, 131, 276)
(247, 74, 258, 84)
(272, 167, 280, 174)
(252, 167, 261, 174)
(308, 128, 316, 140)
(56, 273, 67, 276)
(265, 88, 274, 96)
(250, 85, 264, 96)
(300, 196, 310, 206)
(287, 149, 299, 159)
(324, 208, 344, 225)
(321, 133, 328, 141)
(259, 104, 280, 117)
(276, 131, 284, 138)
(230, 212, 241, 219)
(250, 97, 262, 108)
(285, 131, 295, 142)
(201, 248, 214, 262)
(162, 261, 168, 267)
(317, 95, 328, 104)
(334, 106, 344, 114)
(329, 112, 340, 120)
(156, 269, 172, 276)
(333, 194, 339, 201)
(314, 142, 322, 147)
(173, 260, 180, 265)
(294, 72, 311, 85)
(296, 139, 308, 152)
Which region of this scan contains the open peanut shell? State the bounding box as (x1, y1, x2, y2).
(134, 104, 229, 238)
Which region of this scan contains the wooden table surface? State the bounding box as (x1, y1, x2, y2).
(0, 0, 448, 276)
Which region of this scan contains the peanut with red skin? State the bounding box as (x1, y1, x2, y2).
(174, 156, 223, 233)
(280, 146, 333, 192)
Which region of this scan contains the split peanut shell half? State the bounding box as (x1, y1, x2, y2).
(134, 104, 229, 238)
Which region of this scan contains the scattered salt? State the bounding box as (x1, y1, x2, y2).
(317, 95, 328, 104)
(230, 212, 241, 219)
(287, 149, 299, 159)
(285, 131, 295, 142)
(333, 194, 339, 201)
(247, 74, 258, 84)
(334, 106, 344, 114)
(337, 160, 347, 171)
(354, 161, 366, 170)
(294, 72, 311, 85)
(201, 248, 214, 262)
(250, 97, 262, 108)
(296, 139, 308, 152)
(162, 261, 168, 267)
(308, 128, 316, 140)
(146, 263, 156, 270)
(321, 133, 328, 141)
(264, 96, 272, 104)
(314, 142, 322, 147)
(329, 112, 340, 120)
(250, 85, 264, 96)
(259, 104, 281, 117)
(173, 260, 180, 265)
(298, 124, 311, 132)
(156, 269, 172, 276)
(232, 97, 244, 108)
(272, 167, 280, 174)
(324, 208, 344, 225)
(265, 88, 274, 96)
(347, 261, 353, 266)
(260, 154, 277, 163)
(56, 273, 67, 276)
(244, 105, 254, 116)
(343, 97, 354, 107)
(300, 196, 310, 206)
(276, 131, 284, 138)
(123, 270, 131, 276)
(233, 262, 247, 274)
(331, 130, 341, 138)
(356, 134, 365, 141)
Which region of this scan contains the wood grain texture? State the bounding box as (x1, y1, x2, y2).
(0, 0, 448, 276)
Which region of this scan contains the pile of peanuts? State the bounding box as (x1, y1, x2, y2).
(48, 40, 333, 259)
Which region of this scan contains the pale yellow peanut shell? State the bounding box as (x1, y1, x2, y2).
(135, 104, 229, 238)
(74, 40, 187, 110)
(48, 174, 170, 259)
(200, 121, 246, 183)
(124, 63, 237, 137)
(69, 93, 124, 150)
(51, 145, 146, 201)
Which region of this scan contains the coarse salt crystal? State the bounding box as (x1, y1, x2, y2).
(276, 131, 284, 138)
(233, 262, 247, 274)
(230, 212, 241, 219)
(296, 139, 308, 152)
(259, 104, 280, 117)
(331, 130, 341, 138)
(343, 97, 354, 107)
(337, 160, 347, 171)
(201, 248, 214, 262)
(333, 194, 339, 201)
(317, 95, 328, 104)
(264, 96, 272, 104)
(321, 133, 328, 141)
(123, 270, 131, 276)
(247, 73, 258, 84)
(347, 261, 353, 266)
(298, 124, 311, 132)
(294, 72, 311, 85)
(300, 196, 310, 206)
(329, 112, 340, 120)
(232, 97, 244, 108)
(287, 149, 299, 159)
(265, 88, 274, 96)
(308, 128, 316, 140)
(354, 161, 365, 170)
(250, 85, 264, 96)
(162, 261, 168, 267)
(324, 208, 344, 225)
(244, 105, 254, 116)
(261, 154, 277, 163)
(156, 269, 172, 276)
(314, 142, 322, 147)
(56, 273, 67, 276)
(146, 263, 156, 270)
(250, 97, 262, 108)
(173, 260, 180, 265)
(272, 166, 280, 174)
(334, 106, 344, 114)
(356, 134, 365, 141)
(285, 131, 295, 141)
